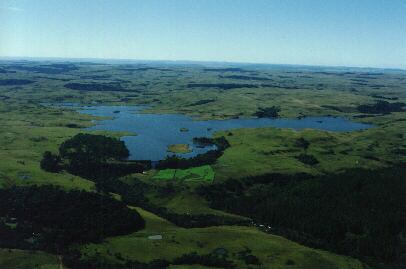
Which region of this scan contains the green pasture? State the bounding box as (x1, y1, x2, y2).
(78, 207, 363, 269)
(213, 118, 406, 180)
(153, 165, 215, 182)
(0, 249, 59, 269)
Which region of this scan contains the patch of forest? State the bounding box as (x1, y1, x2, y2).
(0, 79, 35, 86)
(320, 105, 344, 112)
(371, 94, 398, 100)
(0, 68, 16, 73)
(187, 83, 258, 90)
(220, 75, 272, 81)
(253, 106, 281, 118)
(64, 82, 132, 92)
(203, 68, 249, 72)
(0, 185, 144, 252)
(197, 165, 406, 263)
(6, 63, 79, 74)
(117, 67, 173, 72)
(64, 249, 239, 269)
(41, 133, 148, 180)
(79, 74, 113, 80)
(189, 99, 216, 106)
(357, 100, 405, 114)
(260, 83, 300, 89)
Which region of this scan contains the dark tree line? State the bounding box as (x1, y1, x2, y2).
(203, 68, 247, 72)
(187, 83, 258, 90)
(172, 252, 235, 268)
(253, 106, 281, 118)
(0, 79, 35, 86)
(7, 63, 78, 74)
(220, 75, 272, 81)
(64, 82, 132, 92)
(197, 165, 406, 263)
(63, 249, 237, 269)
(0, 185, 145, 252)
(357, 100, 405, 114)
(189, 99, 215, 106)
(41, 133, 149, 181)
(296, 153, 319, 165)
(40, 151, 61, 172)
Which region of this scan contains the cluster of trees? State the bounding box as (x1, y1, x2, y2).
(63, 248, 170, 269)
(40, 151, 61, 172)
(220, 75, 272, 81)
(172, 252, 235, 268)
(203, 68, 247, 72)
(295, 137, 310, 150)
(145, 207, 249, 228)
(0, 68, 15, 73)
(64, 82, 131, 92)
(118, 67, 172, 72)
(0, 79, 35, 86)
(260, 83, 300, 90)
(294, 137, 319, 165)
(7, 63, 78, 74)
(193, 136, 230, 149)
(41, 133, 148, 181)
(63, 249, 237, 269)
(371, 94, 399, 100)
(236, 247, 261, 266)
(197, 166, 406, 263)
(0, 185, 145, 252)
(296, 153, 319, 165)
(357, 100, 405, 114)
(253, 106, 281, 118)
(187, 83, 258, 90)
(156, 136, 230, 170)
(189, 99, 215, 106)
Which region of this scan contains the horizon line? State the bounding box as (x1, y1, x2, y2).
(0, 55, 405, 72)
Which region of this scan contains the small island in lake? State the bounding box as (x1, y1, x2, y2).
(167, 144, 192, 153)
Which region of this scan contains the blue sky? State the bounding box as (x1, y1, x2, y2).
(1, 0, 406, 68)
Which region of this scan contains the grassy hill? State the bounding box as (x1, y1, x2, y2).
(77, 207, 363, 269)
(0, 249, 60, 269)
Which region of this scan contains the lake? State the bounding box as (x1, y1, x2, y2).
(68, 105, 373, 161)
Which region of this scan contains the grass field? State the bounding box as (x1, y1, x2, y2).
(212, 116, 406, 179)
(154, 165, 215, 182)
(78, 207, 363, 269)
(0, 100, 134, 190)
(0, 249, 60, 269)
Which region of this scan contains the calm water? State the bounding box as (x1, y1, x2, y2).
(69, 105, 373, 161)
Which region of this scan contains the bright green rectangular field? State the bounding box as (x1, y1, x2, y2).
(153, 165, 215, 182)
